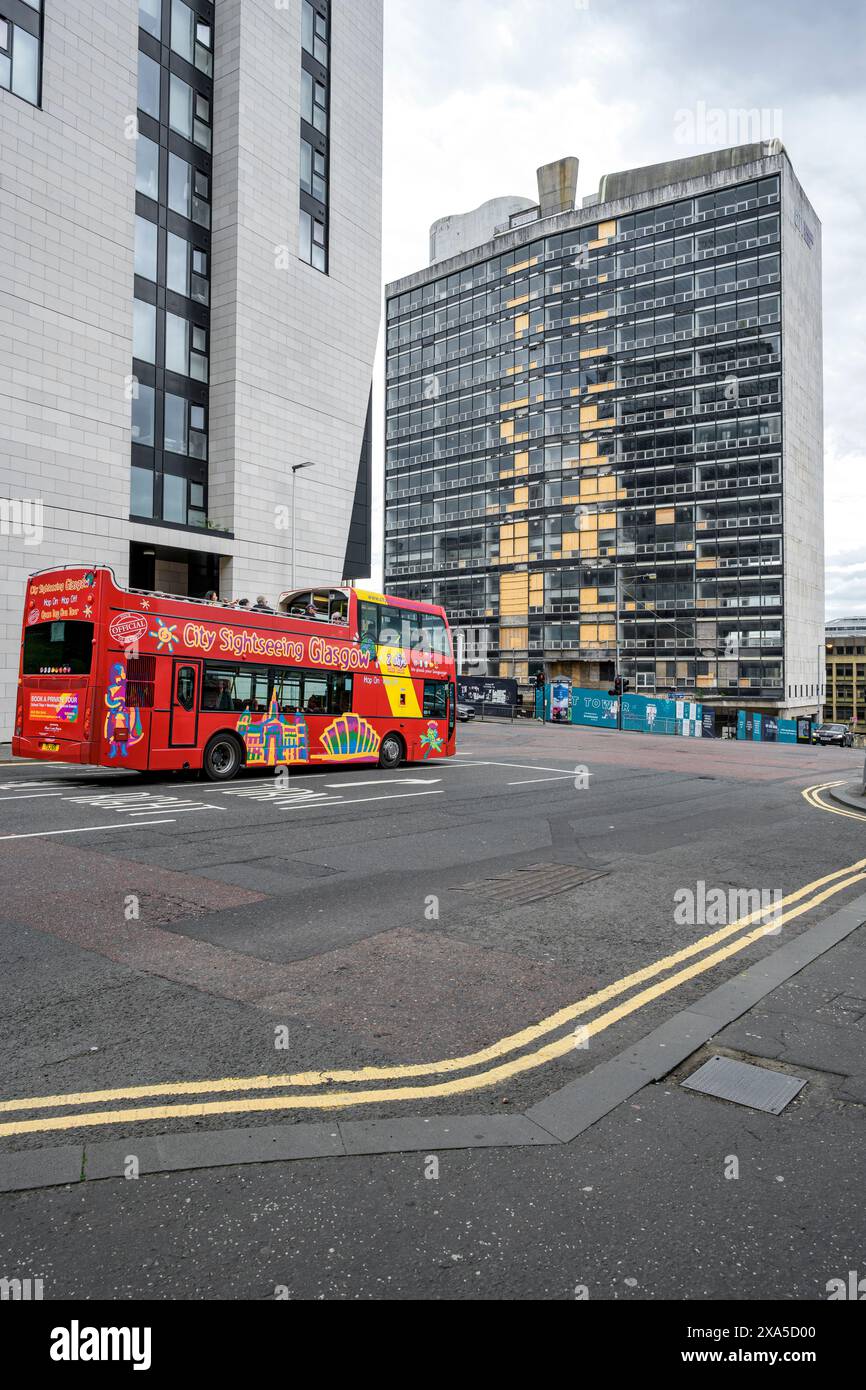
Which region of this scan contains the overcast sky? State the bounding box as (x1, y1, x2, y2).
(375, 0, 866, 618)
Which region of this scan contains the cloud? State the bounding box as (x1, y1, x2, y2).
(372, 0, 866, 607)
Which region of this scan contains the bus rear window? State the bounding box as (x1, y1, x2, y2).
(23, 621, 94, 675)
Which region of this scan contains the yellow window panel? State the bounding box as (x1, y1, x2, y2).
(596, 417, 616, 429)
(697, 675, 715, 688)
(581, 625, 599, 642)
(625, 601, 635, 610)
(588, 381, 615, 393)
(563, 532, 582, 552)
(515, 313, 530, 333)
(514, 432, 529, 442)
(580, 346, 607, 358)
(580, 405, 598, 423)
(580, 588, 598, 605)
(580, 441, 598, 459)
(579, 513, 598, 531)
(506, 295, 529, 308)
(598, 624, 616, 641)
(697, 558, 716, 569)
(598, 219, 616, 238)
(598, 475, 616, 494)
(597, 512, 616, 528)
(513, 486, 528, 505)
(597, 273, 608, 283)
(501, 421, 514, 440)
(656, 507, 676, 524)
(514, 521, 528, 537)
(564, 491, 582, 504)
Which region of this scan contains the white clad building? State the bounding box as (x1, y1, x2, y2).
(0, 0, 382, 736)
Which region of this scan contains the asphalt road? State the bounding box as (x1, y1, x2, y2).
(0, 721, 862, 1137)
(0, 721, 864, 1300)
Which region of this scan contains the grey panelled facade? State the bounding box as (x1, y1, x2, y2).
(384, 143, 824, 717)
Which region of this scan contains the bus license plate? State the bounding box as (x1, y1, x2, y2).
(40, 742, 60, 753)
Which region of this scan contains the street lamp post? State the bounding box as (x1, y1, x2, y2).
(291, 461, 316, 589)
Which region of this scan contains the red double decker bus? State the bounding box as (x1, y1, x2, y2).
(13, 567, 456, 780)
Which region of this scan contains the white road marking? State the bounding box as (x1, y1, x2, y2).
(0, 820, 177, 841)
(220, 787, 331, 802)
(507, 775, 580, 785)
(63, 793, 224, 815)
(0, 780, 64, 790)
(278, 790, 445, 810)
(323, 777, 440, 788)
(454, 759, 575, 775)
(0, 792, 65, 801)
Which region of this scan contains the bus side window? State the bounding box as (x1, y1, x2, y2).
(274, 671, 301, 712)
(232, 666, 269, 712)
(408, 612, 430, 655)
(424, 614, 449, 655)
(359, 602, 379, 647)
(329, 591, 348, 625)
(422, 680, 448, 719)
(176, 666, 196, 712)
(330, 673, 353, 714)
(379, 606, 404, 647)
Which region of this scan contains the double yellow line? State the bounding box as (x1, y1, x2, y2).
(802, 780, 866, 822)
(2, 855, 866, 1139)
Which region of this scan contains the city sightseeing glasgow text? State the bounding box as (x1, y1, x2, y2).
(182, 622, 372, 670)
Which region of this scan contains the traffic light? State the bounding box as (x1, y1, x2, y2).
(611, 675, 630, 697)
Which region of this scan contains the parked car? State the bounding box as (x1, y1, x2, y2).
(813, 723, 854, 747)
(456, 702, 476, 722)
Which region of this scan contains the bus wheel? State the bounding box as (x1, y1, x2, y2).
(378, 733, 404, 770)
(203, 734, 242, 782)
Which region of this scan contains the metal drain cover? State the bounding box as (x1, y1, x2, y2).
(682, 1055, 806, 1114)
(457, 863, 605, 906)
